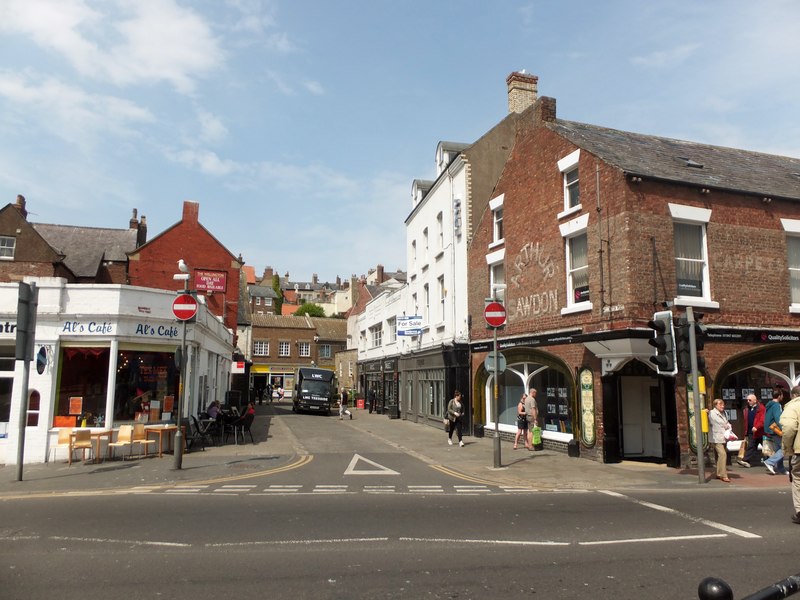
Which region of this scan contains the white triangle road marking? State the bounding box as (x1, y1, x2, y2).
(344, 453, 400, 476)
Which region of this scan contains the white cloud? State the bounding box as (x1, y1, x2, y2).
(0, 70, 154, 146)
(304, 80, 325, 95)
(630, 43, 701, 68)
(166, 148, 241, 177)
(1, 0, 224, 94)
(195, 108, 229, 144)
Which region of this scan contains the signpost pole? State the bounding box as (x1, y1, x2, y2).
(484, 292, 506, 469)
(172, 273, 193, 471)
(493, 321, 501, 468)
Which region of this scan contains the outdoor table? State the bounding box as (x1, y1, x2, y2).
(144, 424, 185, 457)
(71, 428, 113, 464)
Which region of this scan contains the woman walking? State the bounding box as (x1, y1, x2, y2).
(446, 390, 465, 447)
(514, 393, 531, 450)
(709, 398, 733, 483)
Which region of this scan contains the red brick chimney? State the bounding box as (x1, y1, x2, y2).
(506, 71, 538, 114)
(377, 264, 385, 283)
(137, 216, 147, 247)
(129, 208, 139, 229)
(263, 266, 274, 281)
(182, 200, 200, 225)
(533, 96, 557, 123)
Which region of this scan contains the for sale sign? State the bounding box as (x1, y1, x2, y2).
(397, 315, 423, 336)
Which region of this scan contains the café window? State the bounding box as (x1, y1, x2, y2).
(54, 347, 110, 427)
(112, 350, 179, 424)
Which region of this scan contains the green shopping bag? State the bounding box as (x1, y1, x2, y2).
(532, 425, 542, 448)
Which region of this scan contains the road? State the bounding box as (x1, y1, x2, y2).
(1, 406, 797, 599)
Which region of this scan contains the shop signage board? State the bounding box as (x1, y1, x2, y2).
(172, 294, 198, 321)
(194, 270, 227, 293)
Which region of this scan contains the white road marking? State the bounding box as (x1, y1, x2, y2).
(399, 537, 569, 546)
(580, 533, 728, 546)
(455, 485, 491, 493)
(207, 537, 389, 548)
(344, 454, 400, 476)
(599, 490, 761, 539)
(50, 535, 189, 547)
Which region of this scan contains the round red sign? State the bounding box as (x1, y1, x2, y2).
(484, 301, 506, 328)
(172, 294, 198, 321)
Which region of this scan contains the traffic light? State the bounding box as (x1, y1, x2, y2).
(647, 310, 676, 375)
(675, 316, 691, 373)
(694, 313, 707, 372)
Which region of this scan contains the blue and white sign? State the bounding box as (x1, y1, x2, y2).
(397, 315, 423, 336)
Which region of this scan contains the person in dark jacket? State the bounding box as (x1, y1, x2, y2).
(738, 393, 765, 467)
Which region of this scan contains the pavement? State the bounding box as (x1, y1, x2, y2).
(0, 403, 789, 499)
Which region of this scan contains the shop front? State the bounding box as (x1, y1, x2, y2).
(1, 278, 233, 464)
(398, 344, 470, 429)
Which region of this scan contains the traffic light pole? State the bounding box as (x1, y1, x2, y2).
(686, 307, 706, 484)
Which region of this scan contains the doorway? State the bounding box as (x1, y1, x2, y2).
(621, 376, 663, 458)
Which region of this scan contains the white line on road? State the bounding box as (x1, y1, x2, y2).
(207, 537, 389, 548)
(399, 537, 569, 546)
(599, 490, 761, 539)
(580, 533, 728, 546)
(50, 535, 190, 547)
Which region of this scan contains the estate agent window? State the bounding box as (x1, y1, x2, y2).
(559, 212, 591, 314)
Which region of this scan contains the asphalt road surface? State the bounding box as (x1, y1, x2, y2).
(2, 409, 798, 599)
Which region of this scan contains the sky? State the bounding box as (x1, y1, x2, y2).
(1, 1, 799, 285)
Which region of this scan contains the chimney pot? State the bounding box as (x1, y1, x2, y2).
(14, 194, 27, 218)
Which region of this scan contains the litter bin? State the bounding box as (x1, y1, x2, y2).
(567, 439, 580, 458)
(473, 424, 485, 438)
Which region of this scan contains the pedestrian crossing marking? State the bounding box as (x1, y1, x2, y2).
(344, 454, 400, 476)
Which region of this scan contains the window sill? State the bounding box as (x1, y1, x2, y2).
(560, 302, 592, 316)
(557, 205, 582, 220)
(790, 305, 800, 314)
(435, 250, 444, 261)
(421, 263, 429, 272)
(673, 298, 720, 310)
(488, 239, 504, 250)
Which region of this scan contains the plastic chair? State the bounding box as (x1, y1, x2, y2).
(108, 425, 133, 459)
(224, 413, 255, 445)
(132, 423, 157, 458)
(70, 429, 93, 465)
(50, 427, 73, 464)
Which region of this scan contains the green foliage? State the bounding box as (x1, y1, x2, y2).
(272, 274, 283, 314)
(294, 303, 325, 317)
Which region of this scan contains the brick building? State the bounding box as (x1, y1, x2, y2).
(469, 84, 800, 467)
(128, 200, 242, 333)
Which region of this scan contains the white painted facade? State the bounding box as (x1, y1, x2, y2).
(356, 147, 470, 363)
(0, 277, 233, 464)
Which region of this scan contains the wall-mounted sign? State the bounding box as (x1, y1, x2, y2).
(36, 346, 47, 375)
(578, 367, 596, 447)
(397, 316, 422, 336)
(195, 270, 227, 293)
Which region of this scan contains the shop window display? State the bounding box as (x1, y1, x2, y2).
(114, 350, 179, 423)
(55, 348, 110, 427)
(488, 362, 571, 433)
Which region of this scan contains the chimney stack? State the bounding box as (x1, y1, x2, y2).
(182, 200, 200, 225)
(506, 71, 538, 114)
(137, 216, 147, 247)
(14, 194, 27, 219)
(377, 264, 385, 283)
(263, 266, 274, 282)
(312, 273, 318, 285)
(130, 208, 139, 229)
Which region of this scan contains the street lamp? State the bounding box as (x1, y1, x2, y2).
(490, 283, 506, 469)
(172, 262, 190, 470)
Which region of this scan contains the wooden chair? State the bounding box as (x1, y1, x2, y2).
(70, 429, 93, 465)
(50, 427, 73, 464)
(108, 425, 133, 459)
(132, 423, 156, 457)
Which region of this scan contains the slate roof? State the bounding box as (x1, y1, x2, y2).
(32, 223, 138, 278)
(549, 119, 800, 201)
(308, 316, 347, 341)
(249, 285, 278, 298)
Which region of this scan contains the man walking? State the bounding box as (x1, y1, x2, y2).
(737, 394, 765, 468)
(339, 388, 352, 420)
(764, 388, 788, 475)
(525, 388, 539, 451)
(780, 386, 800, 524)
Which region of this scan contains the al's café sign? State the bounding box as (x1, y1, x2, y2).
(195, 270, 227, 293)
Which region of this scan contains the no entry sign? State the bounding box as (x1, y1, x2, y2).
(172, 294, 198, 321)
(484, 301, 506, 328)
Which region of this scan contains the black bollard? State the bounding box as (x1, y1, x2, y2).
(698, 577, 734, 600)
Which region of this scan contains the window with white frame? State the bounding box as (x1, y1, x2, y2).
(264, 298, 272, 306)
(279, 341, 291, 357)
(669, 203, 713, 305)
(0, 236, 15, 260)
(412, 293, 418, 316)
(782, 219, 800, 309)
(255, 297, 261, 306)
(411, 240, 416, 270)
(387, 317, 397, 342)
(423, 228, 429, 260)
(423, 283, 430, 321)
(486, 247, 505, 303)
(320, 344, 331, 358)
(436, 212, 443, 250)
(370, 324, 383, 347)
(559, 213, 591, 314)
(567, 233, 589, 305)
(348, 361, 353, 377)
(438, 275, 445, 322)
(489, 194, 504, 246)
(253, 341, 269, 356)
(298, 342, 311, 357)
(557, 149, 581, 214)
